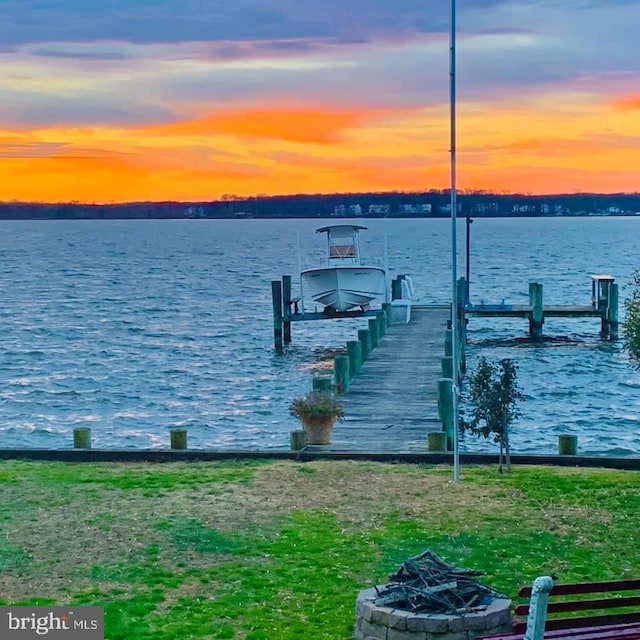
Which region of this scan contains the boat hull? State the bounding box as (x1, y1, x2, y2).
(301, 266, 386, 312)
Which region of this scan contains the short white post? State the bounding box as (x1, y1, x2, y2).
(524, 576, 554, 640)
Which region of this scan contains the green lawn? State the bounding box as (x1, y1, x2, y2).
(0, 459, 638, 639)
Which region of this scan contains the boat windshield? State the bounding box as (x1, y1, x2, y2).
(329, 244, 356, 258)
(324, 226, 361, 264)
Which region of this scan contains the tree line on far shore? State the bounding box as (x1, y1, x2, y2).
(1, 190, 639, 219)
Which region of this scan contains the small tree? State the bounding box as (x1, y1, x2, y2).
(462, 357, 524, 473)
(624, 271, 640, 369)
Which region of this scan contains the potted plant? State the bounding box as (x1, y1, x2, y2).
(288, 390, 344, 445)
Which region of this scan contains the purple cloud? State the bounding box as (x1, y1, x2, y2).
(0, 0, 512, 46)
(1, 0, 639, 129)
(0, 90, 177, 128)
(30, 48, 130, 60)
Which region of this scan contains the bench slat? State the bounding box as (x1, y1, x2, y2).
(519, 580, 640, 597)
(513, 611, 640, 633)
(540, 622, 640, 639)
(516, 595, 640, 615)
(482, 621, 640, 640)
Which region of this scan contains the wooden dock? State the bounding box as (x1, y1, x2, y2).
(275, 272, 619, 455)
(316, 306, 450, 453)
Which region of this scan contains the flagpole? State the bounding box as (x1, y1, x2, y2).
(449, 0, 461, 482)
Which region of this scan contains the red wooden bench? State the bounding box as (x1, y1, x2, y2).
(480, 577, 640, 640)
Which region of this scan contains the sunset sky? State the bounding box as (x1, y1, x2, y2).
(1, 0, 639, 203)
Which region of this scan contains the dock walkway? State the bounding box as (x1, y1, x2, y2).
(320, 306, 449, 453)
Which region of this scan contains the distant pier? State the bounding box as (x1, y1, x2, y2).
(464, 275, 619, 340)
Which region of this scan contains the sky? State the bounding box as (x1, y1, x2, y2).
(1, 0, 639, 203)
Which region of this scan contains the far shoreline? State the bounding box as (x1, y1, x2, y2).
(1, 189, 639, 220)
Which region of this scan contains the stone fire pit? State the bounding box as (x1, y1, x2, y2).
(354, 551, 512, 640)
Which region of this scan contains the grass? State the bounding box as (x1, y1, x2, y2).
(0, 459, 639, 639)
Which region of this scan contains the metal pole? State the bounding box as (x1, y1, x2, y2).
(297, 234, 305, 314)
(383, 230, 390, 304)
(449, 0, 460, 482)
(466, 213, 471, 290)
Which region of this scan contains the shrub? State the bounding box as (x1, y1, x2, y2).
(462, 357, 524, 473)
(624, 270, 640, 370)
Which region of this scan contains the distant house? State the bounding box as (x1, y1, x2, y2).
(438, 203, 462, 214)
(333, 204, 362, 216)
(512, 203, 535, 213)
(368, 204, 390, 215)
(398, 203, 431, 214)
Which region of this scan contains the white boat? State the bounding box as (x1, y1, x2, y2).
(301, 225, 387, 313)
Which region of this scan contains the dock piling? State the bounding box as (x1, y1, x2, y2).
(170, 428, 187, 450)
(368, 317, 380, 349)
(290, 430, 307, 450)
(598, 279, 613, 338)
(282, 275, 292, 344)
(376, 310, 387, 337)
(456, 278, 468, 372)
(529, 282, 544, 339)
(608, 283, 619, 340)
(334, 355, 350, 394)
(441, 356, 454, 379)
(437, 377, 454, 449)
(346, 340, 362, 377)
(312, 377, 333, 392)
(455, 318, 465, 375)
(459, 321, 466, 373)
(73, 428, 91, 449)
(458, 277, 469, 309)
(271, 280, 284, 352)
(444, 329, 453, 357)
(358, 329, 371, 362)
(558, 434, 578, 455)
(427, 431, 447, 452)
(381, 303, 392, 327)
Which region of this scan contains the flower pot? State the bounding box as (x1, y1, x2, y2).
(300, 415, 337, 445)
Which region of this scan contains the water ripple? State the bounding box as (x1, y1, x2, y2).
(0, 217, 639, 455)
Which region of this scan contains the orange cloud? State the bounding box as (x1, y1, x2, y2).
(142, 108, 374, 144)
(611, 94, 640, 111)
(506, 137, 597, 153)
(0, 93, 639, 203)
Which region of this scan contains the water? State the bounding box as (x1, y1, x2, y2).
(1, 217, 638, 455)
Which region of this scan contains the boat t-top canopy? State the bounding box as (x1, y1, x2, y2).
(315, 225, 368, 233)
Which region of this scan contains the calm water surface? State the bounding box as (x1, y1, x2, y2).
(1, 217, 638, 455)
